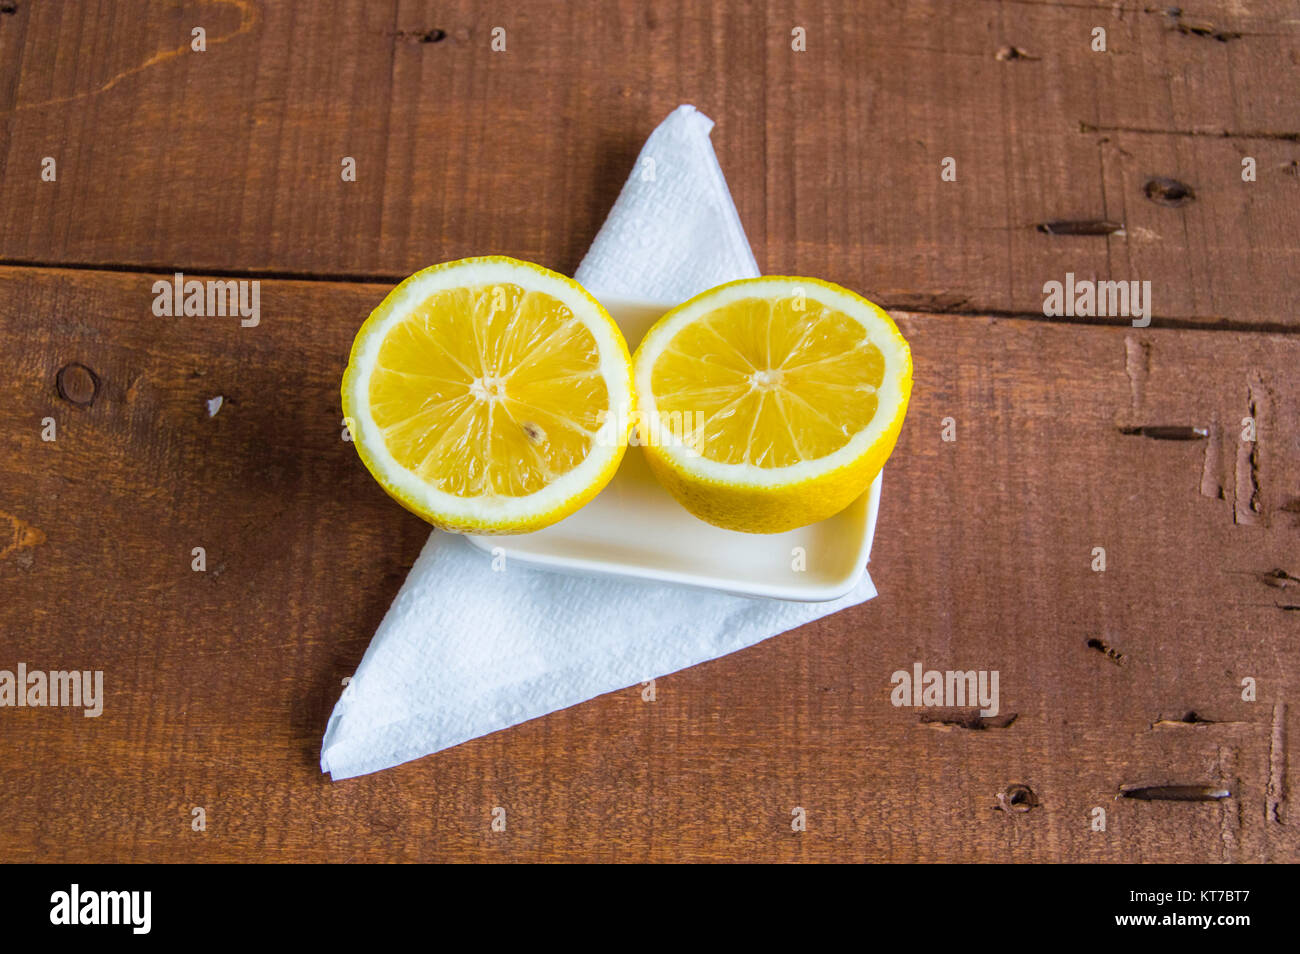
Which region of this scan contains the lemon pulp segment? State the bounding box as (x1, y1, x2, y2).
(369, 283, 609, 497)
(650, 296, 885, 467)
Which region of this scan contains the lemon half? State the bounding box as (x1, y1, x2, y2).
(343, 257, 634, 534)
(632, 276, 912, 534)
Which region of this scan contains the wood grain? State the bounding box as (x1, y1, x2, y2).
(0, 1, 1296, 323)
(1, 0, 1297, 863)
(0, 265, 1295, 862)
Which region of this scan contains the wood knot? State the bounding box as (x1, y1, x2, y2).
(56, 362, 100, 407)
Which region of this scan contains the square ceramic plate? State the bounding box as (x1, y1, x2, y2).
(466, 299, 880, 601)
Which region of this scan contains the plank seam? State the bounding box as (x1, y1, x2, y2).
(1, 259, 1297, 336)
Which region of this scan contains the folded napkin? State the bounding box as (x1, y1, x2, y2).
(321, 105, 877, 780)
(575, 105, 759, 303)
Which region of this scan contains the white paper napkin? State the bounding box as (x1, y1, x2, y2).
(575, 105, 760, 303)
(321, 105, 877, 780)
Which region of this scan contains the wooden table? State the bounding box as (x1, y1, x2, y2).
(1, 0, 1296, 863)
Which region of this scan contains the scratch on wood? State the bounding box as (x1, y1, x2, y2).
(1119, 425, 1208, 440)
(1260, 568, 1300, 589)
(1086, 637, 1126, 666)
(1199, 423, 1224, 499)
(1118, 783, 1231, 801)
(919, 710, 1018, 731)
(1173, 22, 1241, 42)
(1154, 7, 1243, 43)
(995, 45, 1039, 61)
(1124, 337, 1149, 411)
(1233, 376, 1264, 526)
(0, 511, 45, 562)
(1268, 702, 1286, 824)
(1217, 747, 1239, 862)
(1079, 121, 1300, 143)
(876, 291, 971, 314)
(0, 1, 260, 116)
(1151, 711, 1249, 729)
(1036, 219, 1125, 236)
(389, 28, 448, 44)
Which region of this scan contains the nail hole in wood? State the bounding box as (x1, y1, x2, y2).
(390, 28, 447, 44)
(1174, 21, 1242, 42)
(919, 710, 1018, 730)
(995, 45, 1037, 61)
(1119, 783, 1231, 801)
(1036, 219, 1125, 236)
(1118, 424, 1208, 440)
(1087, 637, 1126, 665)
(997, 784, 1038, 812)
(1143, 177, 1196, 207)
(1261, 568, 1300, 589)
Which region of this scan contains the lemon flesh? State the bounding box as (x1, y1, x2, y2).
(634, 277, 911, 534)
(344, 258, 633, 534)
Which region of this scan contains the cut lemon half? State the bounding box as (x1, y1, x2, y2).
(632, 276, 912, 534)
(343, 257, 634, 534)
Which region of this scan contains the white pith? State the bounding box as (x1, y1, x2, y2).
(348, 260, 632, 524)
(635, 278, 908, 488)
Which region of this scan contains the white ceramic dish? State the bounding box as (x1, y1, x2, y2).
(466, 299, 880, 601)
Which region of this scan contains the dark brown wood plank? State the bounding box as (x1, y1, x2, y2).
(0, 1, 1296, 326)
(0, 265, 1294, 862)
